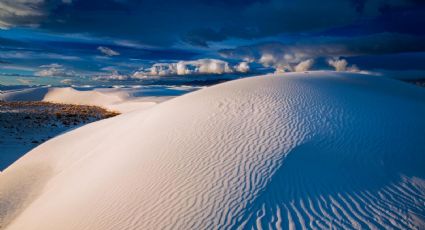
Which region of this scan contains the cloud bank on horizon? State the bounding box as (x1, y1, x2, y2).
(0, 0, 424, 83)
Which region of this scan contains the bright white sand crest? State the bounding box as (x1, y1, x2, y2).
(0, 72, 424, 229)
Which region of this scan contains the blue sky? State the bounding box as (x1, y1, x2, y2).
(0, 0, 424, 85)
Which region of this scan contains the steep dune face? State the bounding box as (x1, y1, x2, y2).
(1, 72, 424, 229)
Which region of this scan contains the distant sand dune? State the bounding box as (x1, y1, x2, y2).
(0, 72, 424, 229)
(0, 86, 169, 113)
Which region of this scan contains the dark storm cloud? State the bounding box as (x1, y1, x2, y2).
(0, 36, 200, 61)
(219, 33, 425, 60)
(322, 3, 425, 36)
(182, 0, 425, 46)
(347, 52, 425, 70)
(1, 0, 424, 47)
(18, 0, 247, 46)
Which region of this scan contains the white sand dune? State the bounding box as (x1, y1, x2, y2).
(42, 87, 157, 113)
(0, 86, 187, 113)
(0, 87, 50, 102)
(1, 72, 424, 229)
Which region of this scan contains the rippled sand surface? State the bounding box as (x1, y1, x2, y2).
(1, 72, 424, 229)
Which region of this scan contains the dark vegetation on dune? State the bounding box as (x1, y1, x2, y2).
(0, 101, 120, 170)
(0, 101, 119, 123)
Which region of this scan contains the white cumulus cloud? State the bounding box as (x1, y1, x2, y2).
(258, 52, 312, 73)
(234, 62, 250, 73)
(294, 59, 314, 72)
(91, 59, 252, 81)
(133, 59, 248, 77)
(195, 59, 233, 74)
(327, 58, 359, 72)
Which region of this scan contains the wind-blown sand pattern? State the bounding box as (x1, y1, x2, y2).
(0, 72, 424, 229)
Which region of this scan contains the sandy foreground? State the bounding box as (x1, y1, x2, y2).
(0, 71, 424, 229)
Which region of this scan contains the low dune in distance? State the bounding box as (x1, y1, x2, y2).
(0, 85, 198, 113)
